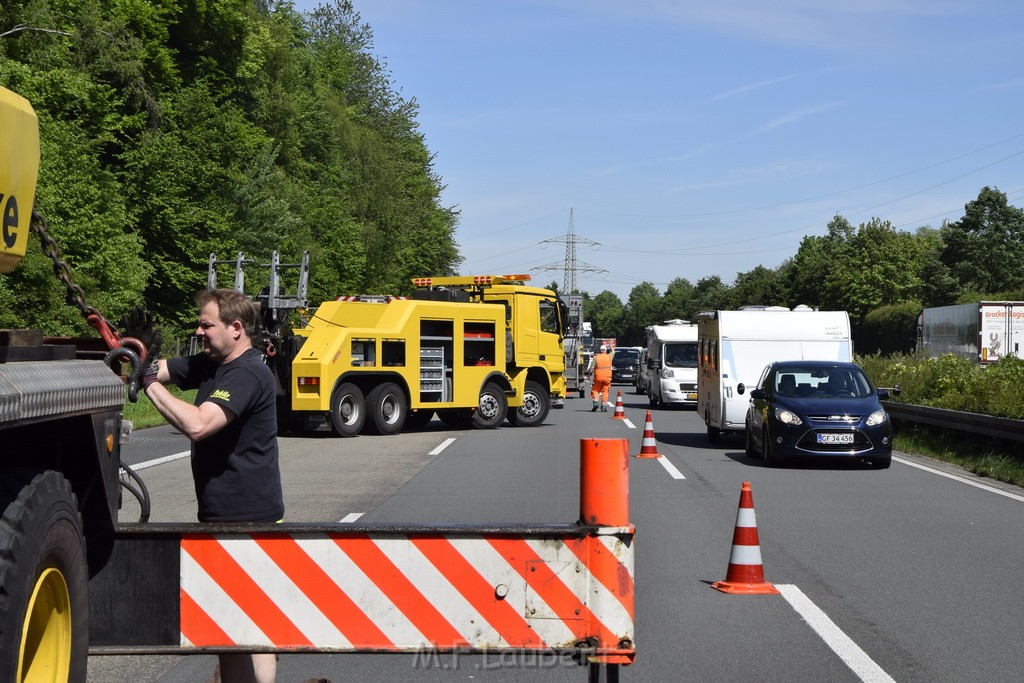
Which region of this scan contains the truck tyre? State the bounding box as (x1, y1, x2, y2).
(472, 383, 507, 429)
(330, 382, 365, 437)
(364, 382, 407, 435)
(0, 469, 88, 683)
(744, 423, 757, 458)
(508, 380, 550, 427)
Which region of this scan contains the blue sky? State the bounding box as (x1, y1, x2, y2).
(290, 0, 1024, 301)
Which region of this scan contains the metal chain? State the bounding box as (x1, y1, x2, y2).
(30, 208, 100, 318)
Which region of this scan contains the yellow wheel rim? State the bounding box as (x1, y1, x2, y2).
(17, 567, 72, 683)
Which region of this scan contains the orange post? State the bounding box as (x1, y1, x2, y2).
(579, 438, 630, 526)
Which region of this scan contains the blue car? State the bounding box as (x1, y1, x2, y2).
(741, 360, 894, 468)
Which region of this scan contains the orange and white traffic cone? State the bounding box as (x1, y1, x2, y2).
(611, 390, 626, 420)
(634, 410, 662, 458)
(711, 481, 779, 595)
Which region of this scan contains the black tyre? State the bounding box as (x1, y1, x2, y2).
(329, 382, 365, 437)
(472, 383, 507, 429)
(364, 382, 407, 435)
(437, 408, 473, 429)
(762, 427, 777, 467)
(744, 424, 757, 458)
(403, 409, 434, 430)
(509, 380, 550, 427)
(706, 420, 721, 443)
(0, 469, 89, 683)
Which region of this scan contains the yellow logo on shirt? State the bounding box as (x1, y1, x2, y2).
(210, 389, 231, 401)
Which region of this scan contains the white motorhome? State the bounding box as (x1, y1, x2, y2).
(645, 319, 699, 407)
(697, 307, 852, 440)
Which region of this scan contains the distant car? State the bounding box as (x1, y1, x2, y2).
(611, 347, 642, 385)
(742, 360, 894, 468)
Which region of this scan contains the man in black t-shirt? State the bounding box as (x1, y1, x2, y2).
(142, 287, 281, 682)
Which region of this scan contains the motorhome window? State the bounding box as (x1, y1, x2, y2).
(539, 300, 559, 335)
(663, 343, 698, 368)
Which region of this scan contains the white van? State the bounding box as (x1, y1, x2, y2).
(696, 307, 852, 440)
(645, 319, 699, 407)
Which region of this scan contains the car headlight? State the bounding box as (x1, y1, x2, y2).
(774, 407, 802, 426)
(660, 368, 675, 379)
(866, 409, 887, 426)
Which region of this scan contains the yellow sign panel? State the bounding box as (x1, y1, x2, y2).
(0, 86, 40, 273)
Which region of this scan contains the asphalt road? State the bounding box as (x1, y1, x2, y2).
(89, 387, 1024, 682)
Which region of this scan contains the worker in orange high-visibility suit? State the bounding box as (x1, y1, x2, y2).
(586, 345, 613, 411)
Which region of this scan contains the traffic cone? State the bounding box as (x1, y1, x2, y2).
(711, 482, 779, 595)
(611, 390, 626, 419)
(634, 411, 662, 458)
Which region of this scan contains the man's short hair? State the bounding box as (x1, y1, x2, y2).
(197, 288, 258, 339)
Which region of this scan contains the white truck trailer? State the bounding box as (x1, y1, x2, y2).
(644, 319, 699, 407)
(919, 301, 1024, 363)
(697, 307, 852, 440)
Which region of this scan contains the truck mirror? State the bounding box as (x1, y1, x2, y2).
(749, 388, 764, 400)
(736, 383, 745, 395)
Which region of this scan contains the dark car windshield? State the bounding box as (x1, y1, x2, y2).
(612, 350, 640, 368)
(663, 342, 698, 369)
(774, 366, 873, 398)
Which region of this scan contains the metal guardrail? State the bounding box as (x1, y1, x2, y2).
(881, 401, 1024, 443)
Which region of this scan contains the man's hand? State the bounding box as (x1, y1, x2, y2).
(119, 306, 163, 363)
(140, 357, 161, 390)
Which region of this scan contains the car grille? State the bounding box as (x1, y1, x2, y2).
(806, 414, 861, 423)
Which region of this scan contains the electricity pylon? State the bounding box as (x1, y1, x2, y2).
(534, 208, 604, 292)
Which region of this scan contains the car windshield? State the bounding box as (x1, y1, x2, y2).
(663, 342, 698, 368)
(612, 350, 639, 368)
(773, 366, 873, 399)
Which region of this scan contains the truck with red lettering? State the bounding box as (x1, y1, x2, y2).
(918, 301, 1024, 363)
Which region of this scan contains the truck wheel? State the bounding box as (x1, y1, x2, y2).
(509, 380, 550, 427)
(0, 469, 88, 683)
(330, 382, 365, 437)
(472, 383, 507, 429)
(364, 382, 407, 435)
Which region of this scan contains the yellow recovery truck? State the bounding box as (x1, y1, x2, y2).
(283, 274, 569, 434)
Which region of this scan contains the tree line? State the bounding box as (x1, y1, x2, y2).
(1, 0, 459, 341)
(574, 187, 1024, 354)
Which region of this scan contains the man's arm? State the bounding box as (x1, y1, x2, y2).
(145, 359, 233, 441)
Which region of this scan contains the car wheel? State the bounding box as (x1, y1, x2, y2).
(364, 381, 407, 435)
(472, 382, 507, 429)
(510, 380, 549, 427)
(762, 426, 777, 467)
(744, 423, 757, 458)
(706, 420, 720, 443)
(329, 382, 365, 437)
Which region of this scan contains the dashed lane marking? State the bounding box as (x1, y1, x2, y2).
(339, 513, 364, 523)
(429, 437, 457, 456)
(123, 450, 190, 472)
(657, 456, 685, 479)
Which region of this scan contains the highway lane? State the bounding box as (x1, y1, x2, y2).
(89, 390, 1024, 681)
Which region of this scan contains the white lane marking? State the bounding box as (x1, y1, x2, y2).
(893, 455, 1024, 503)
(429, 437, 457, 456)
(339, 513, 364, 523)
(122, 450, 190, 472)
(657, 456, 686, 479)
(777, 584, 895, 683)
(622, 418, 636, 429)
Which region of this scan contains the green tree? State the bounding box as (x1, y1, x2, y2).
(586, 290, 625, 340)
(622, 281, 661, 345)
(660, 277, 695, 321)
(940, 187, 1024, 295)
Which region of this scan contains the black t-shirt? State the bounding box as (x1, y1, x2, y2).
(167, 347, 284, 522)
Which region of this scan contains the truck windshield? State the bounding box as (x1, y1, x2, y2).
(664, 342, 698, 368)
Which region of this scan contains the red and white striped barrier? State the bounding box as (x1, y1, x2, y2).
(180, 532, 633, 654)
